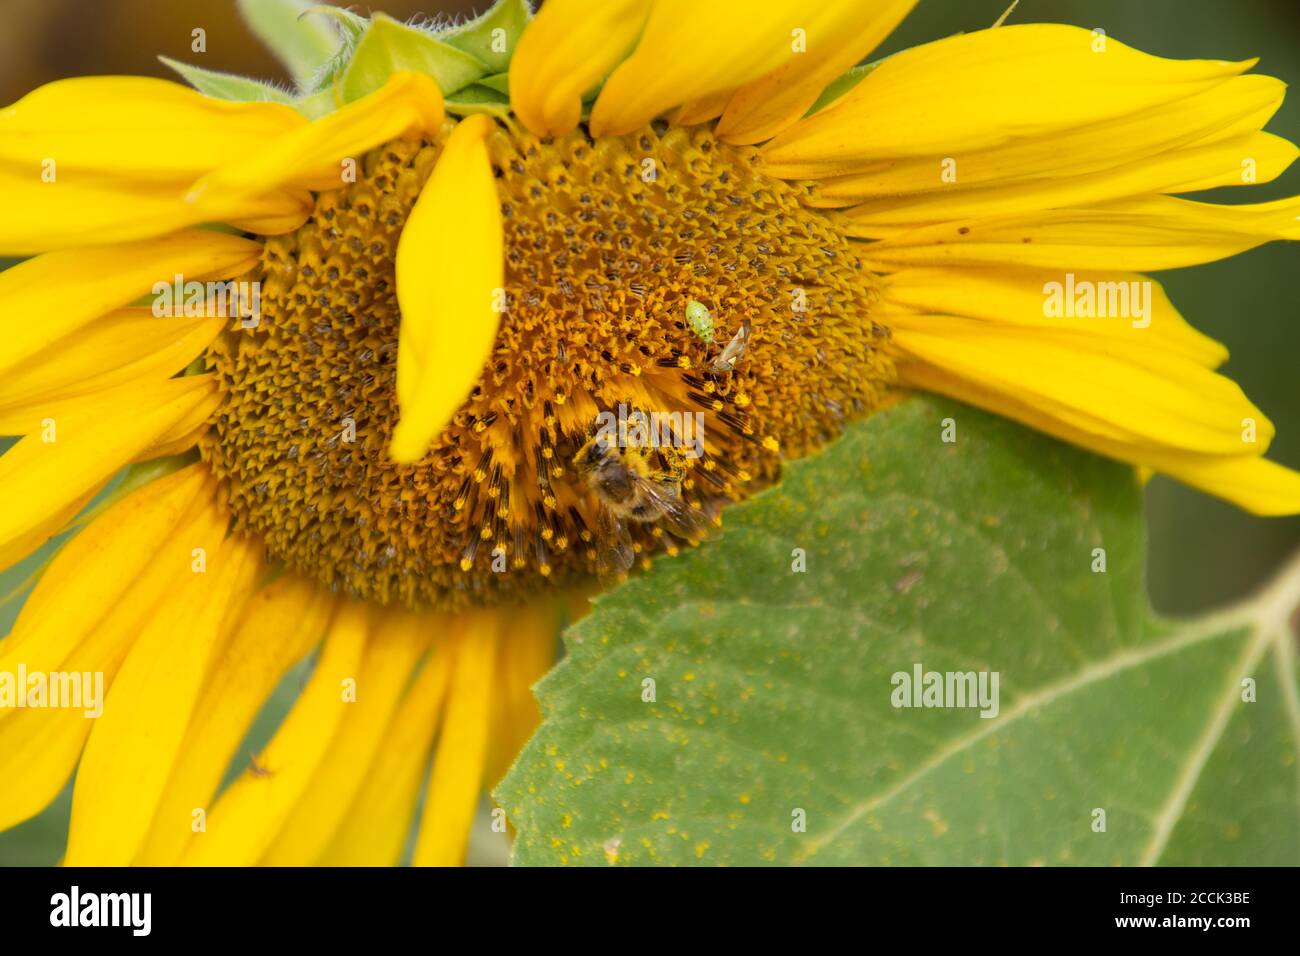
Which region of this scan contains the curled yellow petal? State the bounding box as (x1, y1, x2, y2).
(800, 74, 1287, 202)
(716, 0, 916, 145)
(0, 468, 219, 831)
(1156, 455, 1300, 517)
(0, 465, 210, 695)
(0, 310, 224, 434)
(389, 114, 503, 464)
(762, 24, 1252, 175)
(0, 76, 305, 178)
(0, 230, 261, 377)
(180, 601, 370, 866)
(260, 612, 430, 865)
(894, 322, 1300, 516)
(136, 574, 333, 866)
(889, 315, 1268, 456)
(862, 194, 1300, 272)
(187, 71, 445, 209)
(64, 528, 263, 866)
(413, 610, 501, 866)
(319, 634, 454, 867)
(0, 167, 311, 256)
(877, 266, 1226, 368)
(0, 376, 222, 574)
(510, 0, 651, 137)
(842, 132, 1298, 238)
(591, 0, 863, 138)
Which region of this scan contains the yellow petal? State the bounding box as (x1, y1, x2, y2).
(0, 310, 224, 433)
(591, 0, 870, 138)
(0, 464, 210, 675)
(64, 528, 263, 866)
(413, 610, 501, 866)
(0, 376, 221, 574)
(799, 74, 1287, 202)
(669, 89, 735, 129)
(135, 574, 335, 865)
(842, 132, 1297, 237)
(1155, 455, 1300, 516)
(762, 24, 1251, 175)
(179, 601, 369, 866)
(186, 71, 445, 210)
(0, 76, 305, 178)
(888, 314, 1270, 456)
(877, 266, 1227, 368)
(0, 166, 310, 256)
(715, 0, 916, 145)
(134, 418, 213, 462)
(390, 114, 503, 463)
(0, 230, 260, 377)
(485, 602, 559, 786)
(0, 468, 214, 831)
(860, 194, 1300, 271)
(510, 0, 652, 137)
(260, 610, 430, 865)
(898, 361, 1300, 516)
(318, 636, 454, 867)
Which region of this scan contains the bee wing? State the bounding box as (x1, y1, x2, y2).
(595, 506, 636, 575)
(636, 477, 711, 543)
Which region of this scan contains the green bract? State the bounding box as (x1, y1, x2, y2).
(235, 0, 339, 91)
(162, 0, 531, 119)
(339, 13, 486, 103)
(157, 57, 295, 105)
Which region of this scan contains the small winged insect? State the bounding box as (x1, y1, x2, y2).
(249, 754, 272, 778)
(573, 427, 709, 575)
(710, 318, 752, 373)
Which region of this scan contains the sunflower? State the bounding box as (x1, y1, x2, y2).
(1, 0, 1298, 867)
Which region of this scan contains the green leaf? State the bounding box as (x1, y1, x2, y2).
(158, 56, 295, 105)
(497, 396, 1300, 865)
(339, 13, 488, 104)
(235, 0, 342, 91)
(439, 0, 532, 74)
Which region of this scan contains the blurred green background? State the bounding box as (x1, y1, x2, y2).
(0, 0, 1296, 864)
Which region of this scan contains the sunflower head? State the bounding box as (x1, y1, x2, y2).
(196, 114, 892, 608)
(1, 0, 1299, 869)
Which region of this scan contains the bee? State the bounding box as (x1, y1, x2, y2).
(573, 430, 709, 575)
(710, 318, 752, 373)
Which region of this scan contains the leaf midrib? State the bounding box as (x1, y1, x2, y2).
(795, 612, 1252, 862)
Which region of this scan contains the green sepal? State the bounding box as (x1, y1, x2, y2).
(439, 0, 532, 74)
(158, 56, 295, 104)
(340, 13, 489, 104)
(301, 6, 369, 95)
(234, 0, 341, 92)
(445, 83, 512, 119)
(805, 62, 877, 116)
(474, 72, 512, 95)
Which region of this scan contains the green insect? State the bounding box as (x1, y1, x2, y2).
(685, 299, 714, 343)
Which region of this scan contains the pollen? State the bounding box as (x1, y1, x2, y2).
(200, 120, 894, 609)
